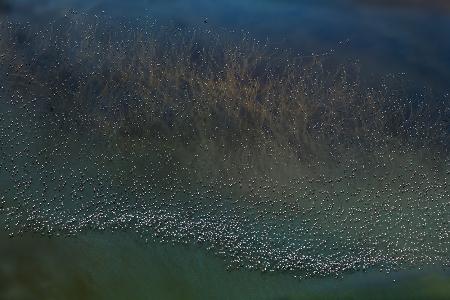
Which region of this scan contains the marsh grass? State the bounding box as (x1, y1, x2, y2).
(0, 14, 448, 162)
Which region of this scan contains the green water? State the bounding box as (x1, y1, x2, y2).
(1, 232, 448, 300)
(1, 3, 449, 299)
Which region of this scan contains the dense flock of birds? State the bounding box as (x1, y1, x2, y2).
(0, 14, 449, 280)
(0, 89, 448, 280)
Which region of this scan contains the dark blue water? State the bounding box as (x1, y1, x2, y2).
(7, 0, 450, 92)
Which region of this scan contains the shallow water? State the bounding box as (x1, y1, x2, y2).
(1, 0, 449, 299)
(1, 233, 449, 300)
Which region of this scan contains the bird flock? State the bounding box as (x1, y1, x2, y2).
(1, 90, 448, 280)
(0, 14, 449, 280)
